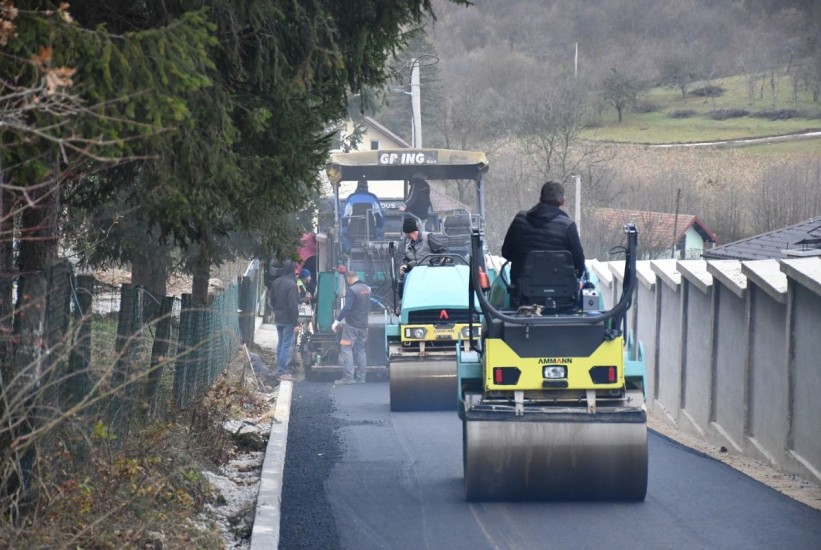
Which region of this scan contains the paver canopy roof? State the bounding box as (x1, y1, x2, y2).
(326, 149, 489, 184)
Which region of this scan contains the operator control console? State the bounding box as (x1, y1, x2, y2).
(581, 287, 600, 312)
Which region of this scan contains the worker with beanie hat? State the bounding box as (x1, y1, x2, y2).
(296, 268, 312, 304)
(399, 215, 446, 276)
(402, 216, 418, 234)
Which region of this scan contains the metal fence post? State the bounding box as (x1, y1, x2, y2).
(66, 275, 95, 409)
(145, 296, 175, 418)
(174, 293, 194, 408)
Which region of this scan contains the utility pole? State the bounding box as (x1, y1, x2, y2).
(574, 174, 581, 238)
(671, 188, 682, 259)
(410, 59, 422, 148)
(574, 42, 578, 80)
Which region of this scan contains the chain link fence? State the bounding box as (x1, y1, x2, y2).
(0, 261, 260, 509)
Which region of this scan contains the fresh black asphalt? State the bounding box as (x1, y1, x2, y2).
(279, 380, 821, 550)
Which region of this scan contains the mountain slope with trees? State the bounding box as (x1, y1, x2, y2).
(367, 0, 820, 252)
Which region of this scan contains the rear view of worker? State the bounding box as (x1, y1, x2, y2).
(403, 175, 433, 229)
(340, 177, 385, 252)
(501, 180, 585, 293)
(269, 259, 299, 381)
(332, 271, 371, 384)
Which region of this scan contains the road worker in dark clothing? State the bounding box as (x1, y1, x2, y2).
(332, 271, 371, 384)
(403, 175, 433, 228)
(269, 259, 299, 381)
(399, 216, 446, 275)
(501, 180, 586, 288)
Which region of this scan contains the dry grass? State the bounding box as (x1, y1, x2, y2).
(0, 344, 273, 549)
(593, 142, 821, 244)
(603, 143, 810, 189)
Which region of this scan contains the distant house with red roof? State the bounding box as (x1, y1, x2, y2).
(587, 207, 719, 260)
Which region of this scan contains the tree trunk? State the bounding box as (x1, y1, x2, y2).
(131, 249, 169, 322)
(132, 250, 169, 297)
(13, 180, 60, 381)
(6, 178, 60, 501)
(191, 244, 211, 306)
(0, 187, 16, 371)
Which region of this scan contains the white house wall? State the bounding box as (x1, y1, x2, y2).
(684, 226, 704, 258)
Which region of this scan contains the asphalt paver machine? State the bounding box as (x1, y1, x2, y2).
(323, 149, 489, 409)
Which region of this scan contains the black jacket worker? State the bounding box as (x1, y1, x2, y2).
(501, 180, 586, 287)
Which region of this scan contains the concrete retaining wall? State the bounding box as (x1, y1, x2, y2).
(591, 256, 821, 485)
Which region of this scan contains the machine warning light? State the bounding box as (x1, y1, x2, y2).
(542, 365, 567, 379)
(492, 367, 521, 385)
(589, 366, 618, 384)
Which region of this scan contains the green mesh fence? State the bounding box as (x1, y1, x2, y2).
(172, 283, 242, 409)
(2, 263, 252, 507)
(54, 268, 244, 434)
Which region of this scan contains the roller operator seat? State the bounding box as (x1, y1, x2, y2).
(516, 250, 580, 311)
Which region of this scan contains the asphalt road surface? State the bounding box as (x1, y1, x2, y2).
(279, 380, 821, 550)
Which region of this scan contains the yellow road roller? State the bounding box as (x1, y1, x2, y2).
(457, 224, 647, 501)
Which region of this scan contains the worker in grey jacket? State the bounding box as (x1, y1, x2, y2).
(399, 216, 445, 275)
(332, 270, 372, 384)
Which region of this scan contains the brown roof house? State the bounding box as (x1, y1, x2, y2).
(586, 208, 719, 261)
(702, 217, 821, 261)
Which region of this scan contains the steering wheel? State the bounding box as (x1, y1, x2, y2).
(417, 253, 469, 267)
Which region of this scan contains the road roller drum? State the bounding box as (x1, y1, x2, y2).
(462, 392, 648, 501)
(387, 258, 479, 412)
(389, 359, 457, 411)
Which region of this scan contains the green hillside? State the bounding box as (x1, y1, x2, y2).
(586, 72, 821, 146)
